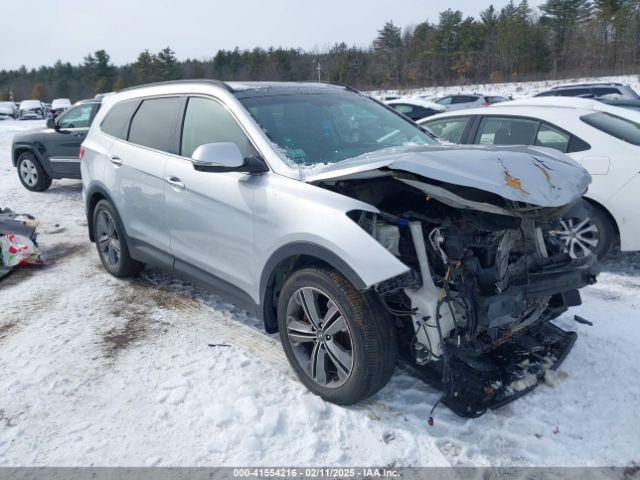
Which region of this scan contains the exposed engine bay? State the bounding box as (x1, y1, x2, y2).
(313, 167, 598, 417)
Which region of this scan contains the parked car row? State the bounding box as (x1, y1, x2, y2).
(0, 98, 73, 120)
(385, 93, 510, 121)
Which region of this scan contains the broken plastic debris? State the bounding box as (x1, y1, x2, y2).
(0, 234, 44, 267)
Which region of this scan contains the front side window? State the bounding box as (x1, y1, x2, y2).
(57, 104, 93, 129)
(435, 96, 453, 105)
(581, 111, 640, 145)
(240, 91, 436, 166)
(423, 117, 469, 143)
(535, 123, 571, 152)
(391, 104, 414, 115)
(558, 88, 590, 97)
(474, 116, 539, 145)
(180, 97, 257, 158)
(128, 97, 181, 152)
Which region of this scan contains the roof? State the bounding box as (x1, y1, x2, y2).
(117, 79, 352, 99)
(228, 81, 352, 99)
(550, 81, 626, 90)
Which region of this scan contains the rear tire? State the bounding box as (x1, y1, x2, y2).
(17, 152, 52, 192)
(92, 199, 143, 278)
(277, 266, 397, 405)
(550, 201, 615, 260)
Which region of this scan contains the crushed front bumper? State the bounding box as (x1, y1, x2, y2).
(403, 322, 577, 417)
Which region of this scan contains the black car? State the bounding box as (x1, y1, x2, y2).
(12, 99, 101, 191)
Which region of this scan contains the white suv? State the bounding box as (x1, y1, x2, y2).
(81, 81, 596, 416)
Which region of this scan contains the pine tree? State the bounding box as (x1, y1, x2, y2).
(540, 0, 592, 73)
(134, 50, 158, 83)
(373, 21, 403, 86)
(156, 47, 180, 81)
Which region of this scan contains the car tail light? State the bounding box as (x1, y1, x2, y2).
(78, 146, 86, 160)
(482, 102, 490, 107)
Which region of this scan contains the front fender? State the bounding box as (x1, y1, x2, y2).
(11, 143, 54, 177)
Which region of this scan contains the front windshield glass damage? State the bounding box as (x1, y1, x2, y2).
(240, 91, 437, 166)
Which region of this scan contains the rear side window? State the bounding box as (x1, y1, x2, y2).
(423, 117, 469, 143)
(474, 116, 538, 145)
(180, 97, 257, 158)
(128, 97, 181, 152)
(101, 101, 139, 139)
(535, 123, 570, 152)
(592, 87, 621, 97)
(581, 111, 640, 145)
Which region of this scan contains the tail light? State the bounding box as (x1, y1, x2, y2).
(78, 146, 86, 160)
(482, 102, 490, 107)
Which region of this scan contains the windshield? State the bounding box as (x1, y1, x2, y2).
(20, 100, 41, 109)
(52, 99, 71, 108)
(240, 91, 437, 166)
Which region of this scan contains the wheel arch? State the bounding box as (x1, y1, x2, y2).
(13, 144, 52, 176)
(85, 184, 117, 242)
(259, 242, 368, 334)
(584, 197, 620, 239)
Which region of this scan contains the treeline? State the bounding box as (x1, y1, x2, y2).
(2, 0, 640, 101)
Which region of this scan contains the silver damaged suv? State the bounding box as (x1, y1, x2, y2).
(82, 81, 598, 416)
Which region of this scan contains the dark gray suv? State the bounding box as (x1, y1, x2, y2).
(12, 99, 101, 191)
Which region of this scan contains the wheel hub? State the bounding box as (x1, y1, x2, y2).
(549, 217, 599, 259)
(285, 286, 354, 388)
(19, 159, 38, 186)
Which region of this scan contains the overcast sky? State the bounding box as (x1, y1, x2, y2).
(1, 0, 545, 70)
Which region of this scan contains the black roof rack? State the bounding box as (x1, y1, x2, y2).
(118, 79, 234, 93)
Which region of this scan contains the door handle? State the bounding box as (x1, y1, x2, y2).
(110, 155, 122, 166)
(165, 176, 185, 190)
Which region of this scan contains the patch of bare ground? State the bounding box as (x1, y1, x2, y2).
(0, 322, 18, 344)
(101, 278, 202, 360)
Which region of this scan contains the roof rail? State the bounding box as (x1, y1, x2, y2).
(118, 79, 234, 93)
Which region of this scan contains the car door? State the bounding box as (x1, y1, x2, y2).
(46, 102, 96, 176)
(107, 96, 182, 265)
(164, 96, 261, 297)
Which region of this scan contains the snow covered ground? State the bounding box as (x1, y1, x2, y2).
(0, 118, 639, 467)
(371, 74, 640, 100)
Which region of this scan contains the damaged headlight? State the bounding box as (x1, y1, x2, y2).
(348, 210, 402, 256)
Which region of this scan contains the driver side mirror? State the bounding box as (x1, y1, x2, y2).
(191, 142, 268, 174)
(46, 118, 58, 130)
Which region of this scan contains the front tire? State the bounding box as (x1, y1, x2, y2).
(92, 200, 143, 278)
(277, 267, 397, 405)
(17, 152, 52, 192)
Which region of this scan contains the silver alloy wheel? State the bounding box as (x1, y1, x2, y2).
(549, 217, 599, 259)
(19, 158, 38, 186)
(96, 210, 121, 267)
(285, 287, 354, 388)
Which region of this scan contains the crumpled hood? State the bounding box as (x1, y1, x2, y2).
(303, 144, 591, 208)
